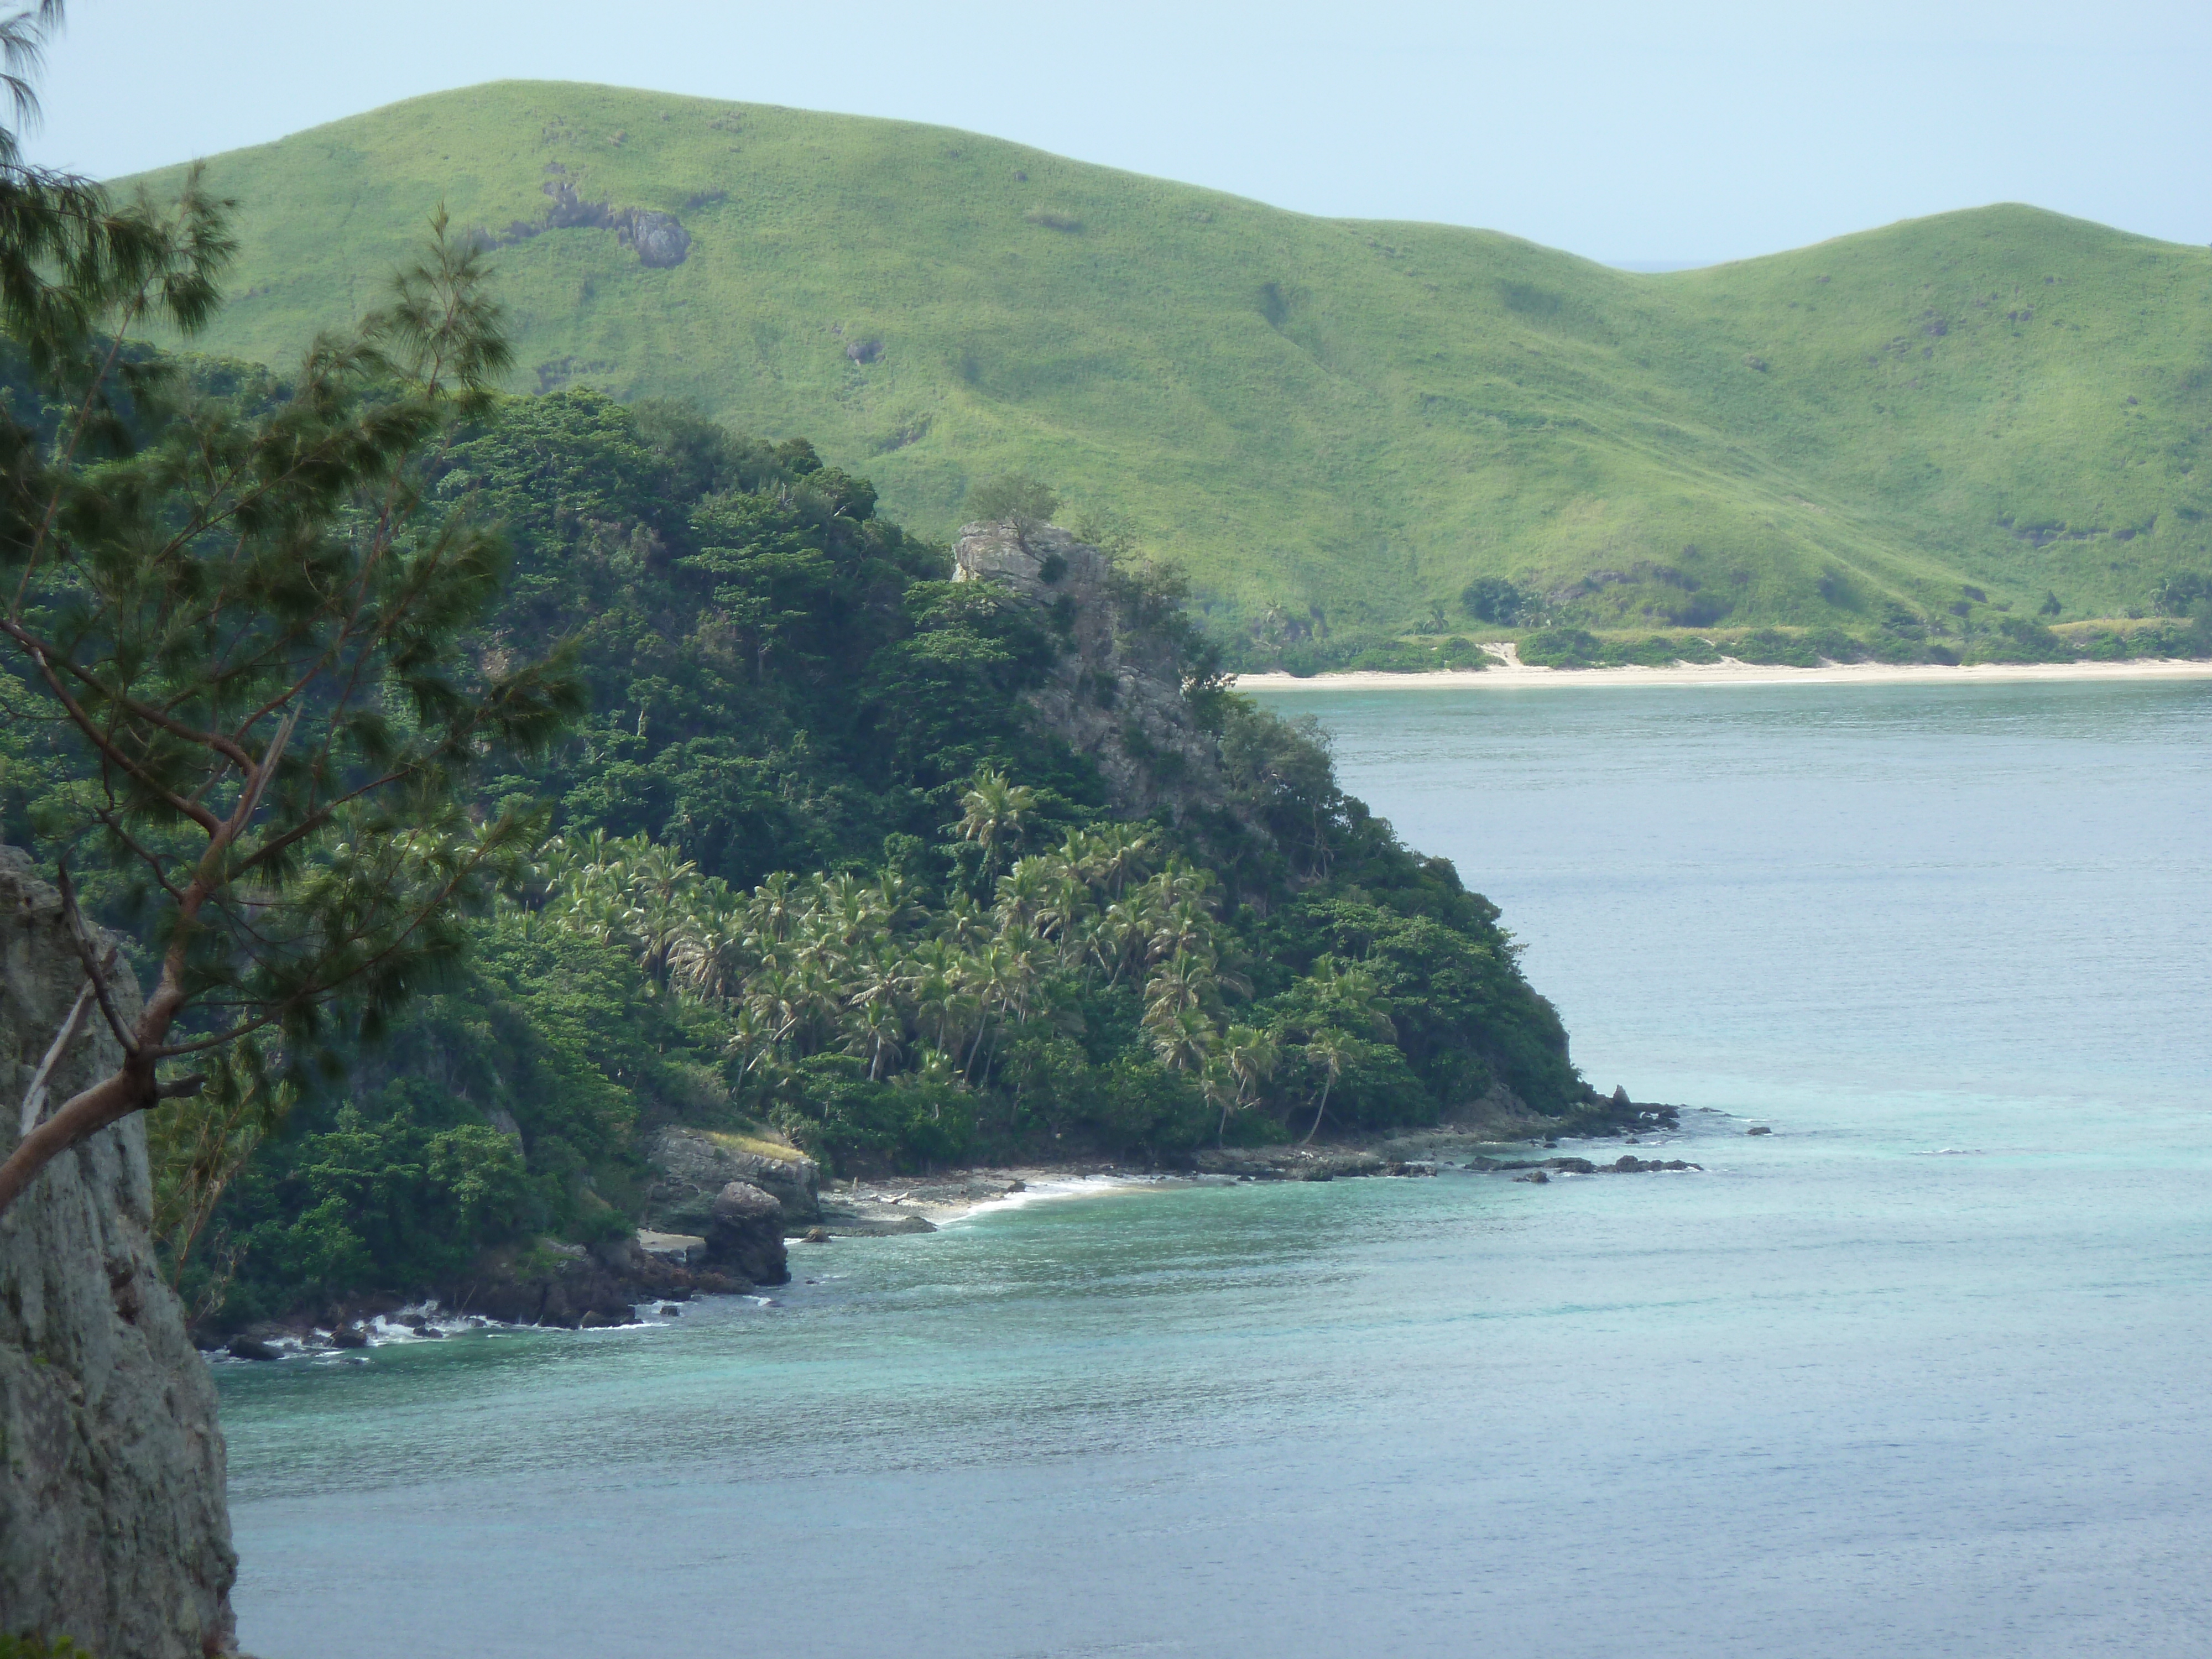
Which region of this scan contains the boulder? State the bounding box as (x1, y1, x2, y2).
(1515, 1170, 1550, 1184)
(704, 1181, 791, 1286)
(648, 1126, 821, 1228)
(1746, 1125, 1773, 1135)
(619, 209, 692, 268)
(225, 1335, 280, 1361)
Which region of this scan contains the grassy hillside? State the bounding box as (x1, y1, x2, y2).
(121, 81, 2212, 638)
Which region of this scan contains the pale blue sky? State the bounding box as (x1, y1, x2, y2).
(25, 0, 2212, 266)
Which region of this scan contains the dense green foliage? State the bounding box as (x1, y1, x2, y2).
(123, 81, 2212, 641)
(0, 112, 588, 1230)
(8, 386, 1587, 1326)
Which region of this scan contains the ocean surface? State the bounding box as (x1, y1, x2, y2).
(219, 680, 2212, 1657)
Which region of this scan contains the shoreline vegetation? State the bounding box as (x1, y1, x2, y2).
(1236, 657, 2212, 691)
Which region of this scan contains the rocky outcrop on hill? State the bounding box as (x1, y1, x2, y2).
(954, 521, 1233, 823)
(0, 848, 237, 1657)
(472, 177, 693, 267)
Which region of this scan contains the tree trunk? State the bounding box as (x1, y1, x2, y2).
(1301, 1077, 1334, 1146)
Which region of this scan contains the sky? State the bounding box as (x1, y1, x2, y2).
(22, 0, 2212, 267)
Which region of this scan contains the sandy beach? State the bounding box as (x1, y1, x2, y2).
(1234, 658, 2212, 692)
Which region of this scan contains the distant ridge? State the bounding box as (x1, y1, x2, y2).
(121, 81, 2212, 634)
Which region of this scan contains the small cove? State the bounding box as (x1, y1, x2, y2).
(221, 679, 2212, 1657)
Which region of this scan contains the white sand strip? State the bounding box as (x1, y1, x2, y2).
(1234, 659, 2212, 692)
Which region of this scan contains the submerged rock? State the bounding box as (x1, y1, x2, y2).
(1192, 1146, 1389, 1181)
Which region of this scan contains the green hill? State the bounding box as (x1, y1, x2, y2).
(121, 80, 2212, 639)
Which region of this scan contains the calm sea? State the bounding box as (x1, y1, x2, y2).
(219, 680, 2212, 1657)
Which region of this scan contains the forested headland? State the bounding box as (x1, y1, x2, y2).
(3, 361, 1603, 1336)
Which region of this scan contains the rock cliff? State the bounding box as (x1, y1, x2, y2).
(954, 522, 1234, 823)
(0, 848, 237, 1656)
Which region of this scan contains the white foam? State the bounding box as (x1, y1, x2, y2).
(942, 1171, 1179, 1224)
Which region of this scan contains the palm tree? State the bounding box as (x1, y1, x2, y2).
(1149, 1004, 1219, 1074)
(670, 896, 749, 1003)
(1143, 952, 1217, 1026)
(1200, 1056, 1239, 1150)
(993, 855, 1055, 934)
(1039, 866, 1093, 961)
(1223, 1024, 1279, 1141)
(910, 963, 978, 1061)
(1094, 898, 1147, 986)
(1087, 822, 1155, 898)
(745, 870, 802, 947)
(954, 768, 1037, 876)
(1299, 1029, 1349, 1146)
(939, 891, 993, 951)
(1315, 961, 1395, 1041)
(1147, 896, 1215, 968)
(847, 995, 905, 1082)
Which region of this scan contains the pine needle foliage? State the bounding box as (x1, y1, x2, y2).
(0, 19, 582, 1218)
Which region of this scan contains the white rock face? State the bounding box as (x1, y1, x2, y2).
(953, 521, 1234, 822)
(1, 847, 237, 1656)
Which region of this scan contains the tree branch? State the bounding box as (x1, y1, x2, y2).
(15, 977, 92, 1137)
(54, 864, 133, 1054)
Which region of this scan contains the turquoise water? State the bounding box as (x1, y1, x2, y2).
(220, 681, 2212, 1657)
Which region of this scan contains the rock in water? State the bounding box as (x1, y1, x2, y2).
(0, 847, 237, 1656)
(705, 1181, 791, 1285)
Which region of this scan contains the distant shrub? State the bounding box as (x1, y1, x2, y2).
(2151, 572, 2211, 615)
(964, 473, 1060, 526)
(1726, 628, 1820, 667)
(1965, 616, 2072, 665)
(1460, 576, 1530, 624)
(1517, 627, 1603, 668)
(1023, 207, 1083, 232)
(1604, 634, 1694, 668)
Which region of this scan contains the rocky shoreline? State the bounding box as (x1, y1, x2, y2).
(209, 1097, 1720, 1363)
